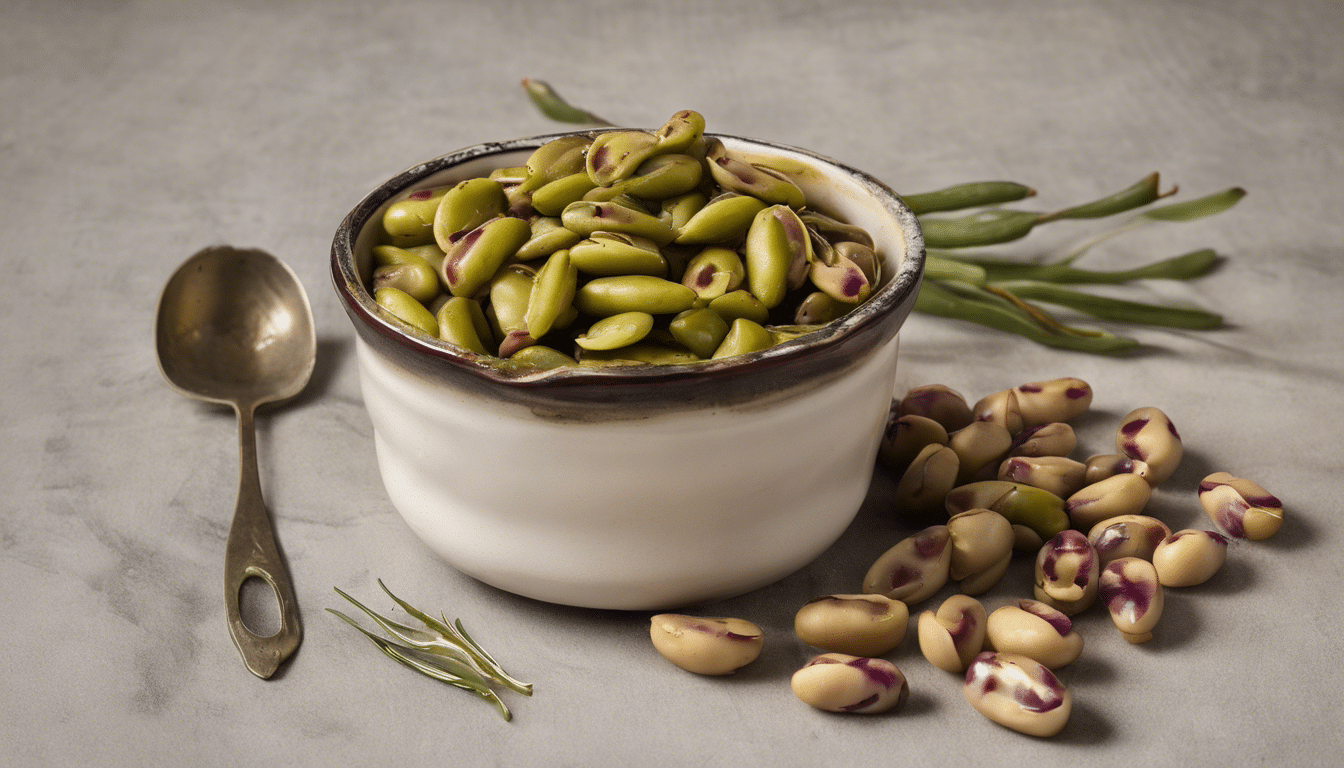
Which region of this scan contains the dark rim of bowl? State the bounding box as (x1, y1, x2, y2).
(331, 131, 925, 391)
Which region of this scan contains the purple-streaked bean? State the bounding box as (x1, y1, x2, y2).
(1065, 473, 1153, 529)
(1087, 514, 1171, 565)
(1099, 557, 1164, 643)
(1008, 422, 1077, 459)
(862, 525, 952, 606)
(433, 177, 509, 249)
(985, 600, 1083, 670)
(1198, 472, 1284, 540)
(972, 389, 1025, 434)
(964, 652, 1072, 737)
(1034, 530, 1099, 616)
(918, 595, 987, 673)
(893, 444, 960, 520)
(705, 139, 807, 208)
(522, 135, 591, 193)
(679, 246, 744, 302)
(791, 654, 909, 714)
(949, 421, 1014, 485)
(947, 509, 1014, 593)
(1152, 529, 1230, 587)
(585, 130, 658, 187)
(794, 594, 909, 657)
(945, 481, 1070, 545)
(809, 253, 873, 305)
(1116, 406, 1183, 485)
(1083, 453, 1153, 486)
(1012, 377, 1093, 427)
(997, 456, 1088, 498)
(745, 204, 811, 308)
(878, 412, 949, 474)
(441, 215, 532, 299)
(898, 384, 974, 432)
(648, 614, 763, 675)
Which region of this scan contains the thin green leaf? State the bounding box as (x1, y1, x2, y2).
(521, 78, 609, 125)
(993, 281, 1223, 329)
(334, 587, 481, 670)
(1140, 187, 1246, 221)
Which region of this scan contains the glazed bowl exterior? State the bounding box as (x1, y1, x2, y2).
(331, 131, 924, 610)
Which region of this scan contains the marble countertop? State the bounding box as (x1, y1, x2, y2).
(4, 0, 1341, 764)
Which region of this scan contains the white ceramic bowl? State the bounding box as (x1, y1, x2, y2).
(331, 132, 924, 610)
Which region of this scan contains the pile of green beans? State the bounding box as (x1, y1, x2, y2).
(368, 110, 884, 369)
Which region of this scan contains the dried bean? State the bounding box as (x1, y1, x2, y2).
(1152, 529, 1229, 587)
(791, 654, 909, 714)
(1117, 406, 1183, 485)
(1087, 515, 1171, 565)
(1198, 472, 1284, 540)
(1083, 453, 1153, 486)
(917, 595, 987, 673)
(1034, 530, 1099, 616)
(997, 456, 1088, 498)
(649, 614, 763, 675)
(964, 652, 1072, 737)
(893, 444, 960, 519)
(1012, 377, 1093, 427)
(794, 594, 909, 657)
(984, 599, 1083, 670)
(862, 525, 952, 606)
(877, 413, 949, 474)
(1099, 557, 1164, 643)
(1065, 473, 1153, 529)
(947, 509, 1014, 594)
(949, 422, 1014, 485)
(1008, 422, 1077, 458)
(972, 389, 1025, 434)
(898, 384, 974, 432)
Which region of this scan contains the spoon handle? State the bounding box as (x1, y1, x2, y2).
(225, 405, 303, 678)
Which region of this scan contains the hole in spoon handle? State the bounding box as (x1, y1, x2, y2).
(225, 406, 302, 679)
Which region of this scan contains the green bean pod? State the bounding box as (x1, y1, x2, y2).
(568, 233, 668, 277)
(574, 275, 697, 316)
(669, 307, 731, 359)
(674, 193, 769, 245)
(433, 178, 509, 250)
(435, 296, 492, 355)
(901, 181, 1035, 216)
(524, 250, 578, 339)
(374, 286, 439, 337)
(920, 210, 1044, 249)
(441, 215, 532, 298)
(712, 318, 774, 359)
(561, 200, 677, 244)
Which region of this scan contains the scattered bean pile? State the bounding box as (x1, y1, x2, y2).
(367, 110, 884, 367)
(649, 377, 1285, 735)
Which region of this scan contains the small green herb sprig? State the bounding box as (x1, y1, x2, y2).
(330, 581, 532, 721)
(521, 79, 1244, 354)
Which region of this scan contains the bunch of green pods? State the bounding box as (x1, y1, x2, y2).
(368, 110, 882, 369)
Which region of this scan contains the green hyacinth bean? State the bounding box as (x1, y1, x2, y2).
(575, 275, 697, 317)
(810, 254, 873, 305)
(794, 291, 848, 324)
(712, 318, 775, 359)
(509, 344, 578, 369)
(800, 211, 875, 249)
(586, 154, 704, 203)
(520, 135, 591, 194)
(433, 178, 509, 251)
(575, 311, 655, 351)
(945, 481, 1070, 545)
(561, 200, 677, 244)
(681, 247, 745, 302)
(436, 296, 492, 355)
(707, 290, 770, 325)
(745, 205, 812, 308)
(486, 264, 536, 339)
(653, 110, 706, 154)
(524, 250, 578, 339)
(515, 216, 582, 262)
(568, 233, 668, 277)
(382, 186, 450, 247)
(705, 140, 806, 209)
(441, 215, 532, 298)
(675, 193, 769, 245)
(531, 172, 599, 217)
(669, 308, 731, 359)
(661, 191, 709, 232)
(586, 130, 660, 186)
(375, 286, 439, 337)
(372, 259, 440, 303)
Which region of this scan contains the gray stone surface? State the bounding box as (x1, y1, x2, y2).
(3, 0, 1341, 764)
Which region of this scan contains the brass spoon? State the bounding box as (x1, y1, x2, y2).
(155, 246, 314, 678)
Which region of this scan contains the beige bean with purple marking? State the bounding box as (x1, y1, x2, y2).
(985, 599, 1083, 669)
(971, 389, 1025, 434)
(794, 594, 909, 657)
(1116, 406, 1183, 485)
(897, 384, 974, 432)
(1008, 422, 1077, 459)
(947, 509, 1014, 594)
(862, 525, 952, 606)
(878, 413, 949, 474)
(997, 456, 1088, 498)
(1012, 377, 1093, 427)
(1084, 453, 1153, 486)
(1066, 473, 1153, 529)
(949, 421, 1013, 485)
(792, 654, 909, 714)
(918, 595, 987, 673)
(964, 652, 1072, 737)
(1087, 514, 1171, 565)
(1152, 529, 1229, 587)
(1034, 530, 1099, 616)
(1099, 557, 1164, 643)
(893, 444, 960, 519)
(649, 614, 763, 675)
(1199, 472, 1284, 540)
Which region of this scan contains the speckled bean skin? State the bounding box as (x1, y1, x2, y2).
(985, 599, 1084, 669)
(964, 652, 1072, 737)
(972, 389, 1025, 434)
(794, 594, 909, 657)
(1099, 557, 1164, 643)
(1008, 422, 1077, 459)
(878, 412, 949, 474)
(1198, 472, 1284, 540)
(791, 654, 909, 714)
(1087, 514, 1171, 565)
(1116, 407, 1183, 485)
(1152, 529, 1230, 587)
(1034, 530, 1100, 615)
(997, 456, 1088, 498)
(862, 525, 953, 606)
(893, 444, 960, 519)
(1065, 473, 1153, 529)
(649, 614, 763, 675)
(897, 384, 974, 432)
(1084, 453, 1153, 486)
(1013, 377, 1093, 427)
(918, 595, 987, 673)
(947, 509, 1014, 594)
(949, 421, 1014, 485)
